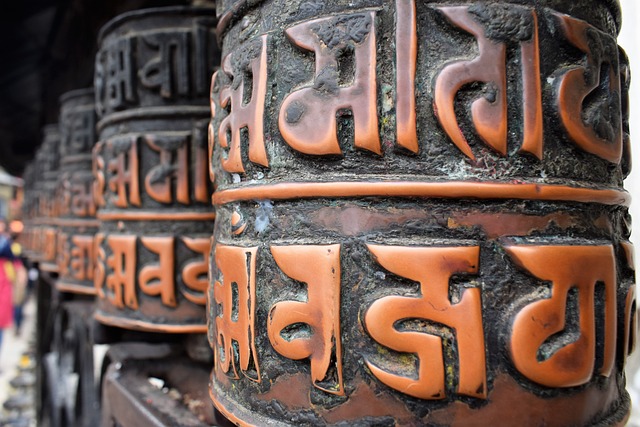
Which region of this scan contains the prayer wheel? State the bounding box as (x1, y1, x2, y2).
(92, 7, 218, 333)
(208, 0, 636, 425)
(36, 124, 61, 272)
(21, 163, 37, 258)
(56, 88, 99, 295)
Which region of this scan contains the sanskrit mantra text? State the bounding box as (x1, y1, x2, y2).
(212, 241, 637, 400)
(212, 3, 626, 174)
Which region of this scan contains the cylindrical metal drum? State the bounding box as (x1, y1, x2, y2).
(21, 162, 37, 258)
(36, 124, 61, 272)
(92, 7, 218, 333)
(209, 0, 636, 425)
(31, 144, 48, 261)
(56, 88, 99, 295)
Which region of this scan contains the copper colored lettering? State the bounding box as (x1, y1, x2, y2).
(192, 124, 210, 203)
(181, 237, 210, 305)
(44, 229, 56, 261)
(268, 245, 344, 395)
(624, 285, 637, 362)
(208, 73, 217, 183)
(213, 245, 260, 381)
(71, 179, 96, 217)
(278, 13, 380, 156)
(144, 134, 189, 204)
(217, 35, 269, 173)
(107, 137, 141, 208)
(102, 38, 136, 111)
(70, 235, 94, 281)
(57, 232, 70, 277)
(434, 5, 542, 159)
(620, 48, 631, 175)
(94, 233, 106, 298)
(140, 31, 190, 98)
(106, 235, 138, 309)
(68, 109, 96, 152)
(504, 244, 616, 387)
(58, 175, 71, 217)
(555, 13, 622, 163)
(621, 242, 636, 363)
(139, 237, 176, 307)
(396, 0, 418, 153)
(93, 142, 106, 208)
(364, 245, 485, 399)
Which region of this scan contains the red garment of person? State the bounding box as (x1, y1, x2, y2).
(0, 259, 15, 328)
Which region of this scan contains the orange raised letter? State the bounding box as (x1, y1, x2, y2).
(434, 5, 542, 159)
(139, 237, 176, 307)
(107, 137, 141, 208)
(70, 235, 94, 281)
(278, 12, 380, 156)
(555, 13, 622, 163)
(217, 36, 269, 173)
(396, 0, 418, 153)
(504, 244, 616, 387)
(213, 245, 260, 381)
(364, 245, 485, 399)
(268, 245, 344, 395)
(181, 237, 211, 305)
(144, 134, 190, 205)
(106, 235, 138, 309)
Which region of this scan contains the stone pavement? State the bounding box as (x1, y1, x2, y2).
(0, 296, 36, 426)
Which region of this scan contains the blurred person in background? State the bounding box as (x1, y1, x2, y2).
(9, 235, 27, 336)
(0, 220, 15, 358)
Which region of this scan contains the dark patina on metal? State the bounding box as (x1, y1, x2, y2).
(21, 162, 38, 260)
(93, 7, 219, 333)
(56, 88, 98, 295)
(34, 124, 61, 273)
(209, 0, 635, 425)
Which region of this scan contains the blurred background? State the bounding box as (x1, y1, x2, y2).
(0, 0, 637, 424)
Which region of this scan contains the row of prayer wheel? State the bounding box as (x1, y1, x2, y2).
(20, 0, 639, 425)
(22, 7, 218, 332)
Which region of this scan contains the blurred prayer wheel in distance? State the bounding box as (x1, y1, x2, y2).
(21, 163, 37, 259)
(56, 88, 99, 295)
(208, 0, 636, 425)
(92, 7, 218, 333)
(36, 124, 61, 273)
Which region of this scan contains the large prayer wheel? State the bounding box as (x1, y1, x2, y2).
(35, 124, 61, 272)
(209, 0, 636, 425)
(21, 162, 37, 259)
(92, 7, 218, 333)
(56, 88, 99, 295)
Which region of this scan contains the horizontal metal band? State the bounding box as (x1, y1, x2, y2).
(56, 281, 98, 296)
(30, 220, 58, 226)
(97, 211, 215, 221)
(39, 262, 59, 273)
(210, 389, 258, 427)
(94, 312, 207, 334)
(61, 154, 93, 165)
(212, 181, 630, 207)
(97, 106, 210, 132)
(56, 218, 100, 228)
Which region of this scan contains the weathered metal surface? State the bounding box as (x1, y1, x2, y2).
(209, 0, 635, 425)
(34, 124, 61, 272)
(100, 344, 230, 427)
(92, 7, 219, 333)
(21, 162, 38, 259)
(42, 299, 99, 427)
(56, 88, 99, 295)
